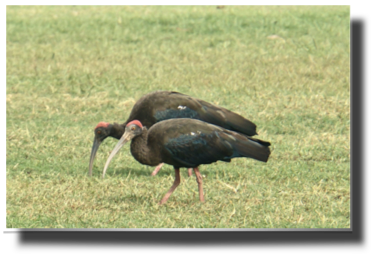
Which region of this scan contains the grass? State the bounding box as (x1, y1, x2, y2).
(6, 6, 350, 228)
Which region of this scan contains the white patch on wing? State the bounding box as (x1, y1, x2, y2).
(190, 132, 195, 135)
(228, 135, 236, 141)
(217, 110, 226, 119)
(178, 105, 187, 110)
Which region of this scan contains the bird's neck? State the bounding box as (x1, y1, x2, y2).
(130, 128, 161, 167)
(109, 123, 125, 140)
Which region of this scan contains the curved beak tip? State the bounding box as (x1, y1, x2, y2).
(89, 137, 102, 177)
(102, 131, 132, 179)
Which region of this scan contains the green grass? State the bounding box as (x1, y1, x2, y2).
(6, 6, 350, 228)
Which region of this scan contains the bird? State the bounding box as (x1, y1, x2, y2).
(89, 91, 258, 177)
(102, 118, 271, 205)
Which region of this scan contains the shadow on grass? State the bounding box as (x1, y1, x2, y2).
(90, 166, 171, 178)
(102, 166, 211, 179)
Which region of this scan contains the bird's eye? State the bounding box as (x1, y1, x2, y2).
(97, 130, 101, 134)
(131, 126, 136, 131)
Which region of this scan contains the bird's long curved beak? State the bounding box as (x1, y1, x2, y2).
(88, 137, 102, 177)
(102, 130, 135, 178)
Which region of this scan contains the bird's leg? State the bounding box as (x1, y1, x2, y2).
(159, 168, 181, 205)
(187, 168, 193, 177)
(193, 167, 205, 202)
(151, 163, 164, 176)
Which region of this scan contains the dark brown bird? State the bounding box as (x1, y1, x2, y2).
(89, 91, 258, 177)
(103, 118, 271, 204)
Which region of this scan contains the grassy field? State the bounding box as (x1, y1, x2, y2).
(6, 6, 350, 228)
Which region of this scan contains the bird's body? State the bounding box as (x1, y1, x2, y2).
(103, 118, 271, 204)
(89, 91, 258, 176)
(126, 91, 257, 135)
(130, 119, 269, 168)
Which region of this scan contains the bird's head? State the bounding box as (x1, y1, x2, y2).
(88, 121, 114, 177)
(94, 122, 112, 141)
(123, 120, 144, 139)
(102, 120, 144, 178)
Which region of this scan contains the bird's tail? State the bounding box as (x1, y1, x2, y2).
(233, 136, 271, 162)
(219, 132, 271, 162)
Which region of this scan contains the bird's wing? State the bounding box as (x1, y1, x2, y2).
(153, 92, 257, 136)
(163, 130, 234, 168)
(148, 118, 270, 167)
(195, 99, 258, 136)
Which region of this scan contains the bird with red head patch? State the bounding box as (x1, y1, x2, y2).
(103, 118, 271, 204)
(89, 91, 259, 177)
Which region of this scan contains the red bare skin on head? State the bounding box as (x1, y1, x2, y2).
(127, 120, 143, 128)
(95, 122, 110, 129)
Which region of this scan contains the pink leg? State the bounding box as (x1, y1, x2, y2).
(187, 168, 193, 177)
(151, 163, 164, 176)
(193, 167, 205, 202)
(159, 169, 181, 205)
